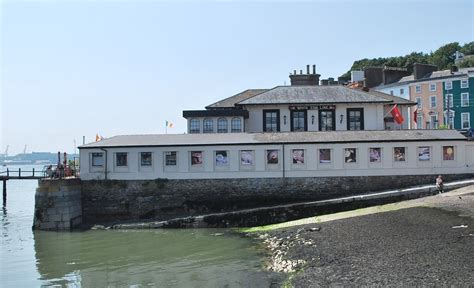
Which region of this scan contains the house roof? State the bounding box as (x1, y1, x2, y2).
(182, 109, 249, 119)
(206, 89, 268, 109)
(237, 85, 399, 105)
(354, 88, 416, 105)
(79, 130, 465, 149)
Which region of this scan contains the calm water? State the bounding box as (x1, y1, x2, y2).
(1, 165, 278, 287)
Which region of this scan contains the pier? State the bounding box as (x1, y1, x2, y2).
(1, 168, 46, 205)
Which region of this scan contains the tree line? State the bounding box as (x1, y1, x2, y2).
(340, 42, 474, 80)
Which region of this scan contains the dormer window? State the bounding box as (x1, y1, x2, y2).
(189, 119, 200, 134)
(203, 118, 214, 133)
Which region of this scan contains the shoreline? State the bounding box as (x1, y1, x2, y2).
(243, 185, 474, 287)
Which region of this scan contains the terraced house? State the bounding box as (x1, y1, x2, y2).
(443, 70, 474, 130)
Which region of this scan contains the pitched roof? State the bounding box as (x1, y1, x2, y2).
(79, 130, 465, 149)
(355, 88, 416, 105)
(206, 89, 268, 109)
(237, 86, 395, 105)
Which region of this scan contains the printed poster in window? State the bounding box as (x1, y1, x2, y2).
(393, 147, 406, 161)
(319, 149, 331, 163)
(443, 146, 454, 160)
(191, 151, 203, 165)
(344, 148, 356, 163)
(267, 150, 279, 164)
(418, 147, 430, 161)
(241, 150, 253, 166)
(292, 149, 304, 164)
(369, 148, 381, 163)
(215, 151, 229, 166)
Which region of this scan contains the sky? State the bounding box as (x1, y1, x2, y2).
(1, 0, 473, 155)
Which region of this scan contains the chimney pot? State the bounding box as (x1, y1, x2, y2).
(312, 65, 316, 74)
(306, 65, 310, 74)
(294, 70, 297, 75)
(300, 70, 303, 75)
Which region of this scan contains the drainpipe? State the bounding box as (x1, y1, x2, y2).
(100, 148, 108, 180)
(282, 143, 286, 179)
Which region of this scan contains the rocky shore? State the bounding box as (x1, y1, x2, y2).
(245, 185, 474, 287)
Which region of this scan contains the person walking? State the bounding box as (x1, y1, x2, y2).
(436, 175, 444, 194)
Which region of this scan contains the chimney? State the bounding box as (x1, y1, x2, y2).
(413, 63, 437, 80)
(382, 66, 410, 85)
(363, 67, 384, 88)
(293, 70, 297, 75)
(289, 65, 321, 86)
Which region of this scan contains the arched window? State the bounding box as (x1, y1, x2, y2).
(217, 118, 228, 133)
(189, 119, 200, 133)
(231, 118, 242, 133)
(203, 118, 214, 133)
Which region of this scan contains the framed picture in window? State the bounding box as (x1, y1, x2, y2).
(292, 149, 304, 164)
(344, 148, 356, 163)
(191, 151, 203, 165)
(215, 151, 229, 166)
(393, 147, 406, 162)
(240, 150, 254, 166)
(369, 148, 381, 163)
(443, 146, 454, 161)
(418, 147, 430, 161)
(267, 150, 279, 164)
(319, 149, 331, 163)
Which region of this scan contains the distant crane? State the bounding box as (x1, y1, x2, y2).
(23, 145, 27, 155)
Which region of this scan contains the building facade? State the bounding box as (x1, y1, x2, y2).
(442, 71, 474, 130)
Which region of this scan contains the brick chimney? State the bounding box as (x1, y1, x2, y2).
(382, 66, 411, 85)
(413, 63, 437, 80)
(363, 67, 384, 88)
(289, 64, 320, 86)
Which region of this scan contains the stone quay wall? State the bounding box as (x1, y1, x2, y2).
(81, 174, 472, 225)
(34, 179, 83, 230)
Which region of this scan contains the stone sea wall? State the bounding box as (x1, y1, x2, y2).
(81, 174, 472, 225)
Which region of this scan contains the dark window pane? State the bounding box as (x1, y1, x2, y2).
(140, 152, 152, 166)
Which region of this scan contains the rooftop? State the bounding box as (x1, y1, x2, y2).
(206, 89, 268, 109)
(79, 130, 465, 149)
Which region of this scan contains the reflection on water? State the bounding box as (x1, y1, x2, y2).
(1, 165, 279, 287)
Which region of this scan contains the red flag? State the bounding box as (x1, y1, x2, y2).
(413, 109, 418, 123)
(391, 104, 404, 124)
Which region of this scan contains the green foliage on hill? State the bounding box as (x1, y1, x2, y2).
(340, 42, 474, 79)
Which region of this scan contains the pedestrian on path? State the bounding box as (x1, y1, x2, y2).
(436, 175, 444, 194)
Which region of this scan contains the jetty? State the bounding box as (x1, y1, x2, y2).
(1, 168, 46, 205)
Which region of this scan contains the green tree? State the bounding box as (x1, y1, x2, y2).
(460, 42, 474, 55)
(428, 42, 460, 70)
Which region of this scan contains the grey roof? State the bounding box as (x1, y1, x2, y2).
(237, 86, 395, 105)
(360, 88, 416, 105)
(79, 130, 465, 149)
(206, 89, 268, 109)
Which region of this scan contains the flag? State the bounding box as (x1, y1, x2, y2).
(166, 121, 173, 128)
(390, 104, 404, 124)
(413, 109, 418, 123)
(95, 134, 100, 142)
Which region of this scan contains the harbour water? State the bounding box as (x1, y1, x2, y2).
(1, 165, 279, 287)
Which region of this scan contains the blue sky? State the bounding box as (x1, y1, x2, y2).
(1, 0, 473, 154)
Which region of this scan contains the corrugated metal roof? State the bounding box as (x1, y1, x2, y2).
(79, 130, 466, 149)
(206, 89, 268, 109)
(237, 86, 393, 105)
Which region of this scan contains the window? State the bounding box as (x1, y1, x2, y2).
(344, 148, 357, 163)
(445, 94, 453, 108)
(415, 85, 421, 93)
(116, 152, 127, 167)
(393, 147, 406, 162)
(416, 97, 422, 108)
(347, 108, 364, 130)
(418, 147, 430, 161)
(263, 110, 280, 132)
(319, 149, 331, 163)
(215, 151, 229, 166)
(369, 148, 381, 163)
(292, 149, 305, 164)
(319, 109, 335, 131)
(461, 79, 469, 88)
(266, 150, 279, 164)
(190, 119, 200, 134)
(443, 146, 455, 161)
(91, 153, 104, 166)
(203, 118, 213, 133)
(461, 92, 469, 107)
(191, 151, 203, 166)
(445, 110, 455, 128)
(416, 115, 423, 129)
(430, 96, 437, 108)
(400, 88, 404, 95)
(430, 114, 438, 129)
(165, 152, 177, 166)
(291, 110, 307, 131)
(140, 152, 152, 166)
(429, 83, 436, 92)
(390, 90, 394, 95)
(217, 118, 228, 133)
(445, 81, 452, 90)
(461, 113, 470, 129)
(231, 118, 242, 132)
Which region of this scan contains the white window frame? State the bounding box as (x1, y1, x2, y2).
(429, 83, 436, 92)
(429, 96, 437, 108)
(91, 152, 104, 167)
(445, 94, 453, 108)
(415, 85, 421, 93)
(416, 97, 422, 108)
(445, 81, 452, 90)
(461, 79, 469, 88)
(461, 92, 469, 107)
(461, 113, 470, 129)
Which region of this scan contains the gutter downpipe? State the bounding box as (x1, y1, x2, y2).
(282, 143, 286, 179)
(100, 148, 108, 180)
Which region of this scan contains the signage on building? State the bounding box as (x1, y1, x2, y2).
(289, 105, 336, 110)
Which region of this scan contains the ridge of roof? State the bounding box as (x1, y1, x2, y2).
(205, 89, 269, 109)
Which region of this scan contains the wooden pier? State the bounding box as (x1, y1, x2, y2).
(1, 168, 46, 205)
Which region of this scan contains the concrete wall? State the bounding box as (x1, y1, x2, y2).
(79, 140, 473, 181)
(33, 179, 82, 230)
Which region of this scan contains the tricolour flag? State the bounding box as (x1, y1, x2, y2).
(166, 121, 173, 128)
